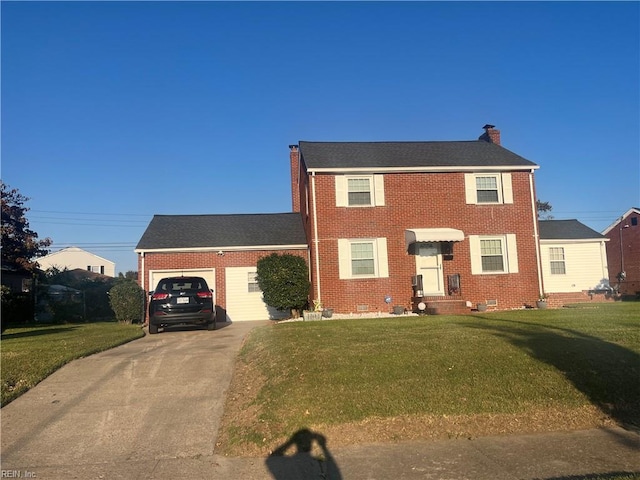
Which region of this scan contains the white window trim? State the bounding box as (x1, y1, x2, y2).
(469, 234, 519, 274)
(338, 237, 389, 279)
(465, 173, 513, 205)
(335, 174, 385, 207)
(549, 247, 567, 275)
(247, 271, 261, 293)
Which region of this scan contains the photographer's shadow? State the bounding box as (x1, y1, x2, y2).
(266, 428, 342, 480)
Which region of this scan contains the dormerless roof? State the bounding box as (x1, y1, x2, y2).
(298, 140, 538, 171)
(539, 220, 606, 240)
(135, 213, 307, 251)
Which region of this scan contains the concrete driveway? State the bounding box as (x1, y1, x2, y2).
(0, 321, 266, 479)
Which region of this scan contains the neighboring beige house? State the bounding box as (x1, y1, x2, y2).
(38, 247, 116, 277)
(539, 220, 611, 305)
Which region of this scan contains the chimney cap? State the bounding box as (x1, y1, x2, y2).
(483, 124, 496, 130)
(288, 144, 299, 150)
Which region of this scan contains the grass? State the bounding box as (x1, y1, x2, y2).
(223, 303, 640, 450)
(1, 321, 144, 405)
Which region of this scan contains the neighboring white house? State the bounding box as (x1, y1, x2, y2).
(38, 247, 116, 277)
(539, 220, 610, 293)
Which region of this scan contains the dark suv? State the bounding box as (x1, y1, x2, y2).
(148, 276, 216, 334)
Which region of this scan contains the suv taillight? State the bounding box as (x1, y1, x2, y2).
(152, 292, 169, 300)
(197, 291, 212, 299)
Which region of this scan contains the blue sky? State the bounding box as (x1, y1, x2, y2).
(2, 1, 638, 275)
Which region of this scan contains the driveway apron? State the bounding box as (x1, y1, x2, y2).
(0, 321, 264, 478)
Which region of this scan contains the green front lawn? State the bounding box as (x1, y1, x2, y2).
(220, 303, 640, 451)
(1, 322, 144, 405)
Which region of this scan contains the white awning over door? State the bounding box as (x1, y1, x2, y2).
(405, 228, 465, 247)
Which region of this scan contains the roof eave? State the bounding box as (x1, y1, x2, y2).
(135, 244, 309, 254)
(540, 238, 609, 243)
(307, 165, 540, 174)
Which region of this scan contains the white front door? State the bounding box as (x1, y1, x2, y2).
(416, 244, 444, 296)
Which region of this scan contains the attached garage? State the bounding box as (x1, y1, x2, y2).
(136, 213, 309, 323)
(225, 266, 288, 322)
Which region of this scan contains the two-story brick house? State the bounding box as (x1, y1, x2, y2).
(290, 125, 543, 314)
(603, 207, 640, 297)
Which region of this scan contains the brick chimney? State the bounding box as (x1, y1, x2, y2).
(289, 144, 300, 213)
(479, 124, 501, 145)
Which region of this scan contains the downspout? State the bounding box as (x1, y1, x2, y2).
(311, 172, 321, 301)
(529, 170, 544, 296)
(140, 252, 145, 290)
(600, 240, 609, 285)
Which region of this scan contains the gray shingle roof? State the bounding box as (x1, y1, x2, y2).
(539, 220, 605, 240)
(136, 213, 307, 250)
(298, 140, 538, 170)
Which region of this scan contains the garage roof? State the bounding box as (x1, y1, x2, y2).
(539, 219, 606, 240)
(135, 213, 308, 251)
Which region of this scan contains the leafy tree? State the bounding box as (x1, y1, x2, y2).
(536, 200, 554, 220)
(109, 280, 144, 324)
(256, 253, 310, 317)
(118, 271, 138, 281)
(1, 182, 52, 271)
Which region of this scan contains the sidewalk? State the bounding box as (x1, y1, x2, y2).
(23, 425, 638, 479)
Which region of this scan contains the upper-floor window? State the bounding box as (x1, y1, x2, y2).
(469, 234, 519, 274)
(335, 175, 385, 207)
(549, 247, 566, 274)
(338, 237, 389, 279)
(348, 178, 372, 206)
(465, 173, 513, 205)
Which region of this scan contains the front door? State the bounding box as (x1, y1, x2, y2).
(416, 243, 444, 296)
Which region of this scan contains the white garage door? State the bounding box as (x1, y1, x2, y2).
(148, 269, 216, 305)
(225, 266, 288, 322)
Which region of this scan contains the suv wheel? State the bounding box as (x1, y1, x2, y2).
(207, 319, 216, 331)
(149, 323, 159, 334)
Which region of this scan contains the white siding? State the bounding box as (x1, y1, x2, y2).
(225, 266, 288, 322)
(540, 241, 609, 292)
(39, 247, 116, 277)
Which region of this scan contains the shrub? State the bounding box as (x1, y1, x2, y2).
(1, 285, 34, 330)
(256, 253, 310, 317)
(109, 281, 144, 324)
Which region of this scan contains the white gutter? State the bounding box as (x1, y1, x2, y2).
(135, 244, 308, 255)
(311, 172, 321, 301)
(308, 165, 540, 174)
(529, 170, 544, 296)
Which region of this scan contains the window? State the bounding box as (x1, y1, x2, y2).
(549, 247, 566, 274)
(335, 175, 385, 207)
(464, 173, 513, 205)
(632, 217, 638, 226)
(469, 234, 519, 274)
(247, 272, 261, 292)
(338, 238, 389, 279)
(348, 178, 372, 206)
(480, 239, 505, 271)
(351, 242, 375, 275)
(476, 176, 499, 203)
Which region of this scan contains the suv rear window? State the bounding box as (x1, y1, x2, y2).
(156, 277, 209, 293)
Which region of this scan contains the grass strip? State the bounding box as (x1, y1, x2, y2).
(220, 303, 639, 451)
(1, 322, 144, 405)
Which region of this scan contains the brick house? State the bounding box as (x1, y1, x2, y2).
(135, 213, 308, 321)
(290, 125, 544, 314)
(602, 208, 640, 297)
